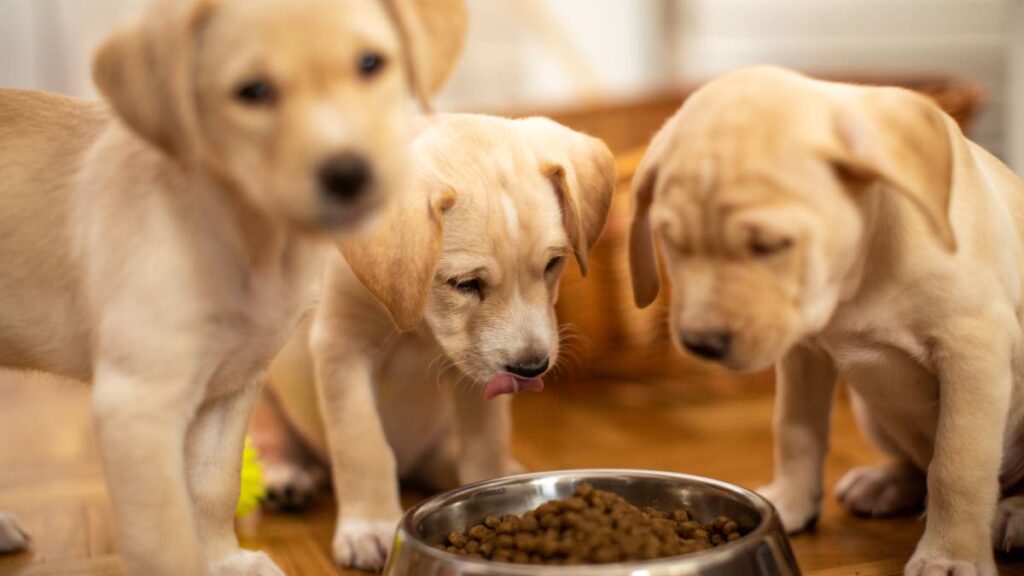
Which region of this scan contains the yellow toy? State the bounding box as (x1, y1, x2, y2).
(236, 437, 266, 518)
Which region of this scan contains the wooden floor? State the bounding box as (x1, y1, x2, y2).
(1, 372, 1021, 576)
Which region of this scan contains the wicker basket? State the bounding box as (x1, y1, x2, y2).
(540, 75, 984, 386)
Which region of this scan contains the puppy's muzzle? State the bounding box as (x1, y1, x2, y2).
(681, 331, 731, 361)
(504, 357, 550, 379)
(319, 153, 372, 205)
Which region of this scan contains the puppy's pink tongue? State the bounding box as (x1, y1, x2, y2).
(483, 374, 544, 400)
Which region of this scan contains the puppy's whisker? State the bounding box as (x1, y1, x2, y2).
(433, 356, 459, 391)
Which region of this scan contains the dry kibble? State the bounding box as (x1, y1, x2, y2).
(440, 483, 747, 564)
(520, 513, 539, 532)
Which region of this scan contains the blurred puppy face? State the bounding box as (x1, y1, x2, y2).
(94, 0, 467, 234)
(195, 0, 408, 229)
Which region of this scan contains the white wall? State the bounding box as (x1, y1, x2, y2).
(1009, 0, 1024, 171)
(0, 0, 146, 96)
(671, 0, 1015, 161)
(437, 0, 666, 110)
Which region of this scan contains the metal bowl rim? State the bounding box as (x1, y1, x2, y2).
(394, 468, 782, 574)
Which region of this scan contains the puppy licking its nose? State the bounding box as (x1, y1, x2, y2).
(263, 113, 615, 570)
(486, 357, 550, 399)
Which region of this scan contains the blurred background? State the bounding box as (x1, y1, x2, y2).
(2, 0, 1021, 165)
(1, 0, 1022, 390)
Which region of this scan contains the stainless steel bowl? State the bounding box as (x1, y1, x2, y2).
(383, 469, 800, 576)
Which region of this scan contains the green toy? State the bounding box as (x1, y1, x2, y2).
(236, 437, 266, 518)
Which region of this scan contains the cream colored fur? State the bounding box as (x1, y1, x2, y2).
(257, 114, 615, 571)
(629, 66, 1024, 576)
(0, 0, 465, 573)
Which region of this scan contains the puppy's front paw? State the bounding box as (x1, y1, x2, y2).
(0, 512, 30, 553)
(905, 548, 996, 576)
(333, 518, 400, 572)
(209, 549, 285, 576)
(262, 462, 320, 513)
(757, 482, 820, 534)
(995, 495, 1024, 553)
(835, 464, 926, 518)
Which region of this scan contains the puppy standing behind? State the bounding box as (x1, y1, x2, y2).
(629, 66, 1024, 576)
(0, 0, 465, 573)
(253, 114, 615, 571)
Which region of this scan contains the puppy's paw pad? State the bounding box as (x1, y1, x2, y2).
(262, 462, 317, 513)
(757, 482, 819, 534)
(905, 552, 995, 576)
(333, 518, 399, 572)
(835, 464, 925, 518)
(0, 512, 30, 554)
(209, 550, 285, 576)
(995, 496, 1024, 553)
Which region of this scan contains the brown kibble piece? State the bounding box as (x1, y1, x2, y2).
(519, 514, 539, 532)
(438, 485, 747, 564)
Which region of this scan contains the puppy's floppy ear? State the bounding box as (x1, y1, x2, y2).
(829, 87, 957, 251)
(629, 109, 680, 308)
(525, 120, 615, 277)
(92, 0, 212, 160)
(383, 0, 468, 111)
(340, 185, 456, 331)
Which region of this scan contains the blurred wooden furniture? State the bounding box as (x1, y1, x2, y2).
(542, 76, 984, 387)
(2, 372, 1023, 575)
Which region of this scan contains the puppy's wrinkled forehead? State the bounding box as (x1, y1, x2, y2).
(200, 0, 398, 80)
(654, 71, 843, 219)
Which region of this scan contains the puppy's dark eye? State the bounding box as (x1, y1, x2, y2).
(750, 236, 794, 257)
(235, 79, 277, 105)
(545, 256, 563, 274)
(357, 51, 387, 78)
(449, 278, 483, 298)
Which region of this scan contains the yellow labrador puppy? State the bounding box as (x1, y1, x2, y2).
(629, 66, 1024, 576)
(254, 114, 615, 571)
(0, 0, 464, 573)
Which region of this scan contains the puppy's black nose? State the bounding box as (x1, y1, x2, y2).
(681, 331, 731, 360)
(319, 154, 372, 203)
(505, 358, 549, 379)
